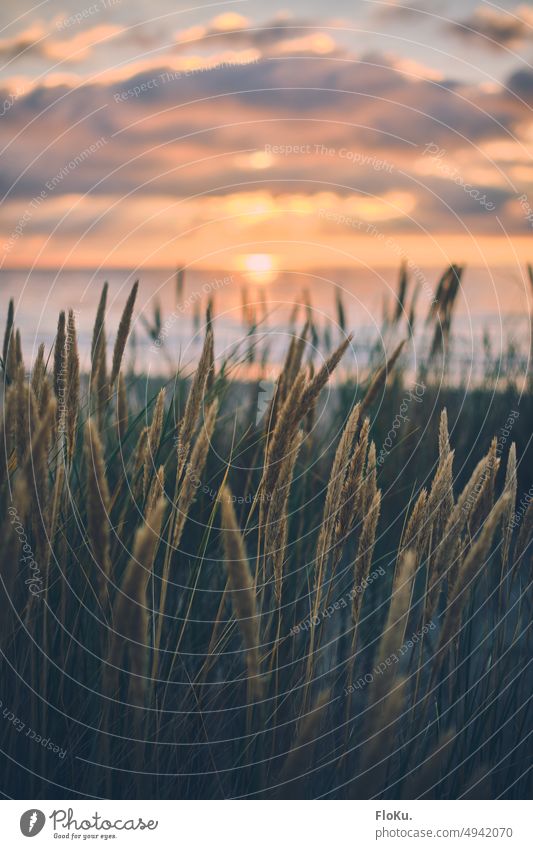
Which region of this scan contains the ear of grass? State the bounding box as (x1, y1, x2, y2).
(145, 465, 165, 518)
(297, 334, 353, 416)
(265, 321, 309, 435)
(332, 415, 368, 564)
(427, 449, 494, 620)
(353, 489, 382, 618)
(360, 338, 405, 414)
(14, 365, 35, 466)
(438, 407, 451, 460)
(220, 484, 262, 700)
(2, 298, 14, 372)
(362, 439, 377, 515)
(444, 493, 509, 623)
(152, 400, 218, 680)
(469, 437, 499, 536)
(143, 389, 165, 499)
(375, 549, 417, 673)
(345, 486, 382, 655)
(38, 376, 52, 420)
(263, 371, 306, 501)
(85, 420, 112, 614)
(205, 319, 215, 393)
(108, 497, 166, 708)
(314, 404, 363, 599)
(344, 489, 382, 716)
(26, 397, 56, 561)
(0, 478, 30, 641)
(110, 281, 138, 387)
(31, 343, 45, 402)
(399, 487, 427, 564)
(265, 429, 303, 604)
(513, 497, 533, 577)
(91, 283, 109, 431)
(5, 326, 18, 385)
(116, 371, 128, 442)
(426, 494, 510, 701)
(261, 335, 351, 528)
(277, 689, 329, 792)
(91, 281, 108, 371)
(175, 325, 214, 481)
(351, 550, 416, 796)
(172, 399, 218, 550)
(66, 309, 80, 466)
(53, 311, 66, 402)
(424, 450, 455, 617)
(0, 384, 16, 488)
(437, 408, 454, 520)
(501, 443, 516, 571)
(15, 329, 23, 368)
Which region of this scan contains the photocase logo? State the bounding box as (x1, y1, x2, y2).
(20, 810, 46, 837)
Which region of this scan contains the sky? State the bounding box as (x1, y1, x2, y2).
(1, 0, 533, 273)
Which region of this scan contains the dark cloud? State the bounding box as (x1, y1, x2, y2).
(0, 25, 46, 60)
(507, 68, 533, 105)
(372, 1, 447, 23)
(0, 49, 530, 241)
(448, 6, 533, 50)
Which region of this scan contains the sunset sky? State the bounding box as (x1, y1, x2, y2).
(1, 0, 533, 272)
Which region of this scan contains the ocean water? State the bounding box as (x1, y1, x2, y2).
(1, 265, 530, 380)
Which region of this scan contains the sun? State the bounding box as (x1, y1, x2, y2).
(241, 253, 278, 284)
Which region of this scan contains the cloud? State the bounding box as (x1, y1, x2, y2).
(372, 1, 446, 23)
(505, 68, 533, 115)
(0, 23, 47, 60)
(44, 24, 125, 63)
(0, 12, 344, 79)
(0, 20, 124, 65)
(174, 12, 341, 57)
(448, 5, 533, 50)
(1, 25, 533, 270)
(0, 52, 528, 216)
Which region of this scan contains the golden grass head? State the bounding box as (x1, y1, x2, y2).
(176, 325, 214, 477)
(84, 419, 112, 605)
(265, 429, 303, 604)
(146, 465, 165, 519)
(110, 280, 138, 387)
(116, 370, 128, 442)
(91, 281, 108, 373)
(361, 338, 406, 414)
(439, 493, 510, 661)
(143, 389, 165, 499)
(299, 333, 353, 415)
(53, 310, 66, 402)
(172, 398, 218, 550)
(65, 309, 80, 465)
(2, 298, 14, 370)
(352, 488, 381, 622)
(220, 484, 262, 699)
(278, 689, 330, 788)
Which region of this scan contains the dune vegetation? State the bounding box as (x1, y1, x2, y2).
(0, 266, 531, 799)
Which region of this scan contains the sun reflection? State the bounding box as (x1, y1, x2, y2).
(240, 253, 278, 284)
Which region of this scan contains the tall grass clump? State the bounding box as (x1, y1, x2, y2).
(0, 267, 531, 800)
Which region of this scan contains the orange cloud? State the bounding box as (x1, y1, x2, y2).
(44, 24, 125, 63)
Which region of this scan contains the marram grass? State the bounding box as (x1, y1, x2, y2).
(0, 273, 531, 800)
